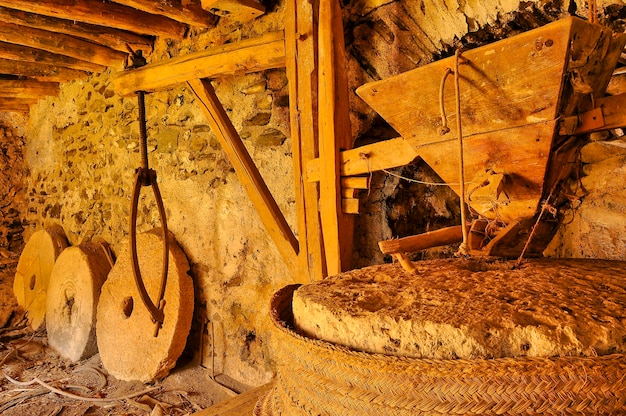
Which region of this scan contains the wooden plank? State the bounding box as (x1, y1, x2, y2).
(188, 78, 298, 274)
(307, 137, 417, 181)
(114, 32, 286, 97)
(417, 121, 556, 222)
(0, 0, 187, 39)
(318, 0, 354, 275)
(113, 0, 218, 28)
(0, 5, 152, 53)
(284, 0, 326, 282)
(0, 22, 127, 69)
(0, 58, 89, 83)
(0, 41, 105, 73)
(341, 176, 370, 190)
(341, 188, 356, 198)
(379, 225, 465, 254)
(341, 198, 360, 214)
(0, 79, 59, 98)
(201, 0, 265, 22)
(193, 382, 273, 416)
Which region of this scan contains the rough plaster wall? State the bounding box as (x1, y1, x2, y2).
(2, 0, 626, 387)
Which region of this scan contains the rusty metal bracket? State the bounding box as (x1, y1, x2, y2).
(559, 107, 605, 135)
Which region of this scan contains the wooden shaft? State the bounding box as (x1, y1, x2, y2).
(378, 225, 466, 254)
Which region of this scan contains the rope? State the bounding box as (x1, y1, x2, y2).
(438, 68, 453, 135)
(453, 49, 470, 255)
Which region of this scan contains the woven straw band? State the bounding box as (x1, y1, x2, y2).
(255, 284, 626, 415)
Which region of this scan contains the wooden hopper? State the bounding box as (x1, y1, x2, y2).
(357, 16, 626, 257)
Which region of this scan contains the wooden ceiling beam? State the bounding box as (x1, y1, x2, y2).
(0, 22, 127, 70)
(0, 41, 106, 73)
(0, 58, 89, 83)
(114, 31, 286, 96)
(0, 79, 59, 99)
(0, 6, 153, 53)
(0, 0, 187, 39)
(112, 0, 218, 28)
(0, 101, 30, 113)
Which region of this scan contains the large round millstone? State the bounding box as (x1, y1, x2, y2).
(46, 241, 112, 362)
(293, 258, 626, 359)
(96, 229, 193, 382)
(14, 225, 69, 330)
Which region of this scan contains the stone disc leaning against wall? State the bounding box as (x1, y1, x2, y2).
(96, 229, 194, 382)
(13, 225, 69, 330)
(46, 241, 112, 362)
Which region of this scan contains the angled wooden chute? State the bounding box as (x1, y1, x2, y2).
(355, 17, 626, 258)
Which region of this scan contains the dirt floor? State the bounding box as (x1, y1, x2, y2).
(0, 262, 234, 416)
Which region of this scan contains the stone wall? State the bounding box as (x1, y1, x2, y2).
(1, 0, 626, 387)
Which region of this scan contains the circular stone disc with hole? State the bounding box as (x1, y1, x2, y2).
(46, 242, 112, 362)
(96, 229, 193, 382)
(14, 225, 69, 330)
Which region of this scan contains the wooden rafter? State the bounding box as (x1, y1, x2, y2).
(0, 6, 152, 53)
(0, 96, 38, 110)
(0, 22, 127, 69)
(112, 0, 218, 28)
(0, 58, 89, 83)
(0, 41, 105, 73)
(0, 79, 59, 98)
(114, 31, 286, 96)
(0, 0, 187, 38)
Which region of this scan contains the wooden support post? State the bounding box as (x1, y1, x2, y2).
(285, 0, 326, 282)
(114, 32, 286, 97)
(188, 78, 298, 274)
(318, 0, 354, 275)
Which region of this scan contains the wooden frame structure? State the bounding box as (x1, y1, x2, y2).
(114, 0, 356, 282)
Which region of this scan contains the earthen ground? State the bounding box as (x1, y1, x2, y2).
(0, 263, 231, 416)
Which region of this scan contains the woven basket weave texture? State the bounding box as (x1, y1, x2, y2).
(255, 284, 626, 415)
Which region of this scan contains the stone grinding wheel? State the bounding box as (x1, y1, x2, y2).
(96, 229, 193, 382)
(13, 225, 69, 330)
(46, 241, 112, 362)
